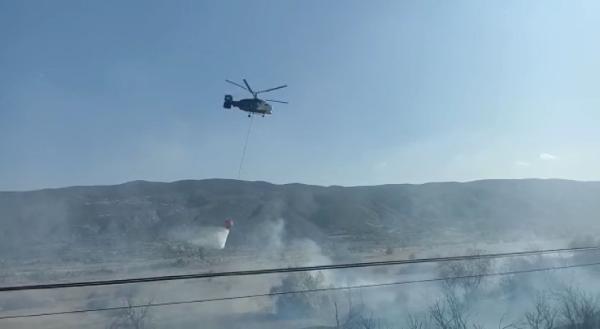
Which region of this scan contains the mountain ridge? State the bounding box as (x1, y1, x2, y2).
(1, 178, 599, 257)
(2, 177, 596, 194)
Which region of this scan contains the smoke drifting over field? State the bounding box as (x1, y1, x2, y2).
(2, 179, 600, 328)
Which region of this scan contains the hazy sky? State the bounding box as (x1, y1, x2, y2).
(1, 1, 600, 190)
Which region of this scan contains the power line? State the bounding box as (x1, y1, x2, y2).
(1, 260, 599, 320)
(0, 245, 599, 293)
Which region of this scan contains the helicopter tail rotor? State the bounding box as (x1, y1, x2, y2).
(223, 95, 234, 109)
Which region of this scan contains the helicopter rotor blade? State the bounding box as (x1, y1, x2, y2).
(225, 79, 250, 92)
(264, 99, 289, 104)
(256, 85, 288, 94)
(243, 79, 255, 95)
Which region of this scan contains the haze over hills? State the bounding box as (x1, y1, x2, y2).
(1, 178, 600, 258)
(2, 179, 600, 329)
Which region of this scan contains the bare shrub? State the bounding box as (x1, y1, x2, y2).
(523, 294, 557, 329)
(429, 291, 471, 329)
(271, 271, 331, 318)
(107, 297, 153, 329)
(438, 249, 492, 298)
(405, 314, 426, 329)
(385, 247, 394, 256)
(555, 287, 600, 329)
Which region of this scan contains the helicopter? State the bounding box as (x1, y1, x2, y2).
(224, 79, 288, 117)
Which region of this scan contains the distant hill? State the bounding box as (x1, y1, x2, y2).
(1, 179, 600, 255)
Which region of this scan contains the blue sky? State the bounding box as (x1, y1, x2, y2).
(1, 1, 600, 190)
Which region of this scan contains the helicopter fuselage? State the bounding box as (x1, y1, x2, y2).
(224, 95, 272, 115)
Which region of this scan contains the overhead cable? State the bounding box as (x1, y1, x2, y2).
(2, 260, 599, 320)
(1, 245, 599, 293)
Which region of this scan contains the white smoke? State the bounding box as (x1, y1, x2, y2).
(190, 226, 230, 249)
(169, 225, 230, 249)
(255, 218, 286, 252)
